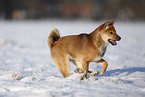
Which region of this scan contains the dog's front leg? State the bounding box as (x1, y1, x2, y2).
(74, 61, 89, 73)
(97, 59, 108, 75)
(80, 61, 90, 80)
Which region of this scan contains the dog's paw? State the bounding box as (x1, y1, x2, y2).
(99, 71, 104, 75)
(89, 72, 98, 76)
(74, 68, 83, 73)
(80, 73, 90, 80)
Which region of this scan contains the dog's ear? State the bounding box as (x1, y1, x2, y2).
(109, 20, 116, 25)
(104, 21, 109, 29)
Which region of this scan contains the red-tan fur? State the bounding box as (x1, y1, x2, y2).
(48, 20, 121, 78)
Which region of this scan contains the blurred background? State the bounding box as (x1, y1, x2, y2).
(0, 0, 145, 21)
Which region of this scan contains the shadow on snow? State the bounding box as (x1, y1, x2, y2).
(102, 67, 145, 76)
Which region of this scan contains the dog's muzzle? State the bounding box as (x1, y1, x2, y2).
(108, 35, 121, 46)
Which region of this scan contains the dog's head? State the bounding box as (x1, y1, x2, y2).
(99, 20, 121, 46)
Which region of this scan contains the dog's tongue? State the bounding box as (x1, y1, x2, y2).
(110, 39, 117, 45)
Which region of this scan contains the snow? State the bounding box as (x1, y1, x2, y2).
(0, 20, 145, 97)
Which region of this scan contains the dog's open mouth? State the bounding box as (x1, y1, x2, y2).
(108, 39, 117, 45)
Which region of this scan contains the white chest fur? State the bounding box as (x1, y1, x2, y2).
(93, 44, 108, 62)
(100, 44, 108, 57)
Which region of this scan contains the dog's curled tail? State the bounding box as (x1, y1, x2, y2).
(48, 28, 60, 48)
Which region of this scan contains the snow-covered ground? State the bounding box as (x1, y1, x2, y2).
(0, 20, 145, 97)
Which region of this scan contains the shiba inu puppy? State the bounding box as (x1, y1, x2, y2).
(48, 20, 121, 78)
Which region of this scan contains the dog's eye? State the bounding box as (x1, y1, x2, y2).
(110, 32, 113, 34)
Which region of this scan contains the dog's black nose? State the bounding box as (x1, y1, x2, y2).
(118, 36, 121, 41)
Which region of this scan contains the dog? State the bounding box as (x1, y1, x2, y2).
(48, 20, 121, 78)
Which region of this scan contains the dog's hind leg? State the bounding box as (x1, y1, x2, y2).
(52, 56, 70, 78)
